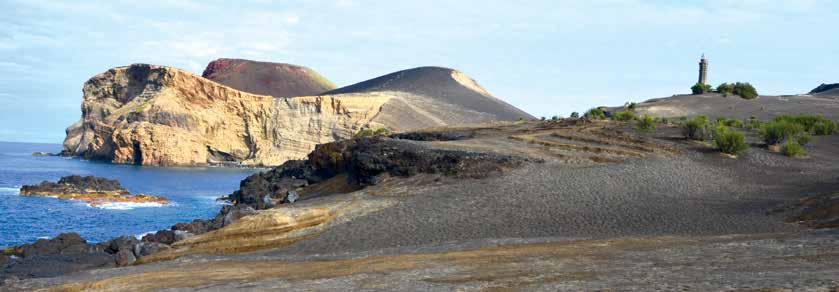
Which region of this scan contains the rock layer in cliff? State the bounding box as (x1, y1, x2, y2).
(202, 58, 335, 97)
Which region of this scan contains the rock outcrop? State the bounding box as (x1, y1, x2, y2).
(63, 63, 533, 167)
(19, 175, 168, 206)
(62, 64, 389, 166)
(202, 58, 335, 97)
(225, 135, 537, 210)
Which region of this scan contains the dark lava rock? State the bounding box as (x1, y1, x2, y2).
(142, 230, 177, 245)
(133, 242, 170, 258)
(106, 236, 139, 254)
(20, 175, 127, 196)
(114, 249, 136, 267)
(0, 255, 9, 269)
(391, 131, 474, 141)
(1, 233, 115, 279)
(172, 219, 211, 235)
(15, 233, 87, 258)
(227, 136, 536, 210)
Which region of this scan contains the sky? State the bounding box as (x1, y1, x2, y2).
(0, 0, 837, 143)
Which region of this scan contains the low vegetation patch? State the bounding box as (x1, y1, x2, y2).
(355, 127, 391, 138)
(712, 125, 748, 155)
(635, 114, 656, 133)
(682, 115, 710, 140)
(716, 117, 744, 128)
(760, 120, 805, 145)
(772, 114, 837, 135)
(611, 111, 637, 122)
(782, 141, 806, 157)
(691, 82, 713, 94)
(717, 82, 758, 99)
(584, 108, 606, 120)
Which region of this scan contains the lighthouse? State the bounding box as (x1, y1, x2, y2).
(698, 54, 708, 85)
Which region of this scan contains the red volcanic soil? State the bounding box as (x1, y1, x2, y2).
(202, 58, 335, 97)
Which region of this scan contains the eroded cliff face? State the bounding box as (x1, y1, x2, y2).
(63, 64, 389, 166)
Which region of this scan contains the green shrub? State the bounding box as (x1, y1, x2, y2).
(612, 111, 637, 121)
(717, 83, 734, 95)
(772, 114, 836, 135)
(760, 120, 805, 145)
(733, 82, 758, 99)
(691, 82, 713, 94)
(796, 132, 812, 146)
(570, 112, 580, 118)
(682, 115, 710, 140)
(716, 117, 744, 128)
(715, 82, 758, 99)
(584, 108, 606, 120)
(712, 125, 748, 154)
(627, 102, 637, 111)
(635, 115, 656, 133)
(781, 141, 806, 157)
(813, 120, 837, 135)
(355, 127, 391, 138)
(745, 117, 763, 131)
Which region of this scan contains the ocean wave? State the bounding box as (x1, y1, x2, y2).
(135, 231, 156, 240)
(0, 187, 20, 195)
(89, 201, 170, 210)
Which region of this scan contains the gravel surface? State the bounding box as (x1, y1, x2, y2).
(268, 138, 839, 256)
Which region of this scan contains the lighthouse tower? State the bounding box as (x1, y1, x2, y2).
(698, 54, 709, 85)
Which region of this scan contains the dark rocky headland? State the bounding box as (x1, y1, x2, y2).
(19, 175, 169, 207)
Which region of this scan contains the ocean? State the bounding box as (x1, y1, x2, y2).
(0, 141, 258, 248)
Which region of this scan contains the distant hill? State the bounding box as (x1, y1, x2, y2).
(202, 58, 335, 97)
(809, 83, 839, 96)
(611, 93, 839, 121)
(324, 66, 534, 123)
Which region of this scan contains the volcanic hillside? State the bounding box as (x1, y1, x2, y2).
(809, 83, 839, 97)
(324, 66, 534, 129)
(620, 93, 839, 121)
(202, 58, 335, 97)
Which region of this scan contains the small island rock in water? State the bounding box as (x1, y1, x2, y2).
(20, 175, 169, 207)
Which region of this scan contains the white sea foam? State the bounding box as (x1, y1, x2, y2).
(89, 201, 169, 210)
(135, 231, 156, 240)
(0, 187, 20, 195)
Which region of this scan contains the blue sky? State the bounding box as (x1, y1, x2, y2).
(1, 0, 837, 143)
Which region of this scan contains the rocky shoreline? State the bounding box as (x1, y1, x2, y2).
(19, 175, 169, 207)
(2, 133, 536, 283)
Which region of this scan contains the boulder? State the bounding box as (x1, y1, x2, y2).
(0, 255, 10, 268)
(18, 233, 86, 258)
(133, 242, 170, 258)
(114, 249, 136, 267)
(173, 230, 193, 242)
(283, 190, 299, 204)
(142, 230, 176, 245)
(172, 219, 211, 235)
(106, 236, 139, 254)
(223, 205, 257, 226)
(2, 233, 115, 279)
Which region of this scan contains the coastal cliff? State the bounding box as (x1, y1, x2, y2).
(62, 64, 389, 166)
(62, 62, 532, 167)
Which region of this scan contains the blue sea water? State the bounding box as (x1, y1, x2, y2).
(0, 141, 258, 248)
